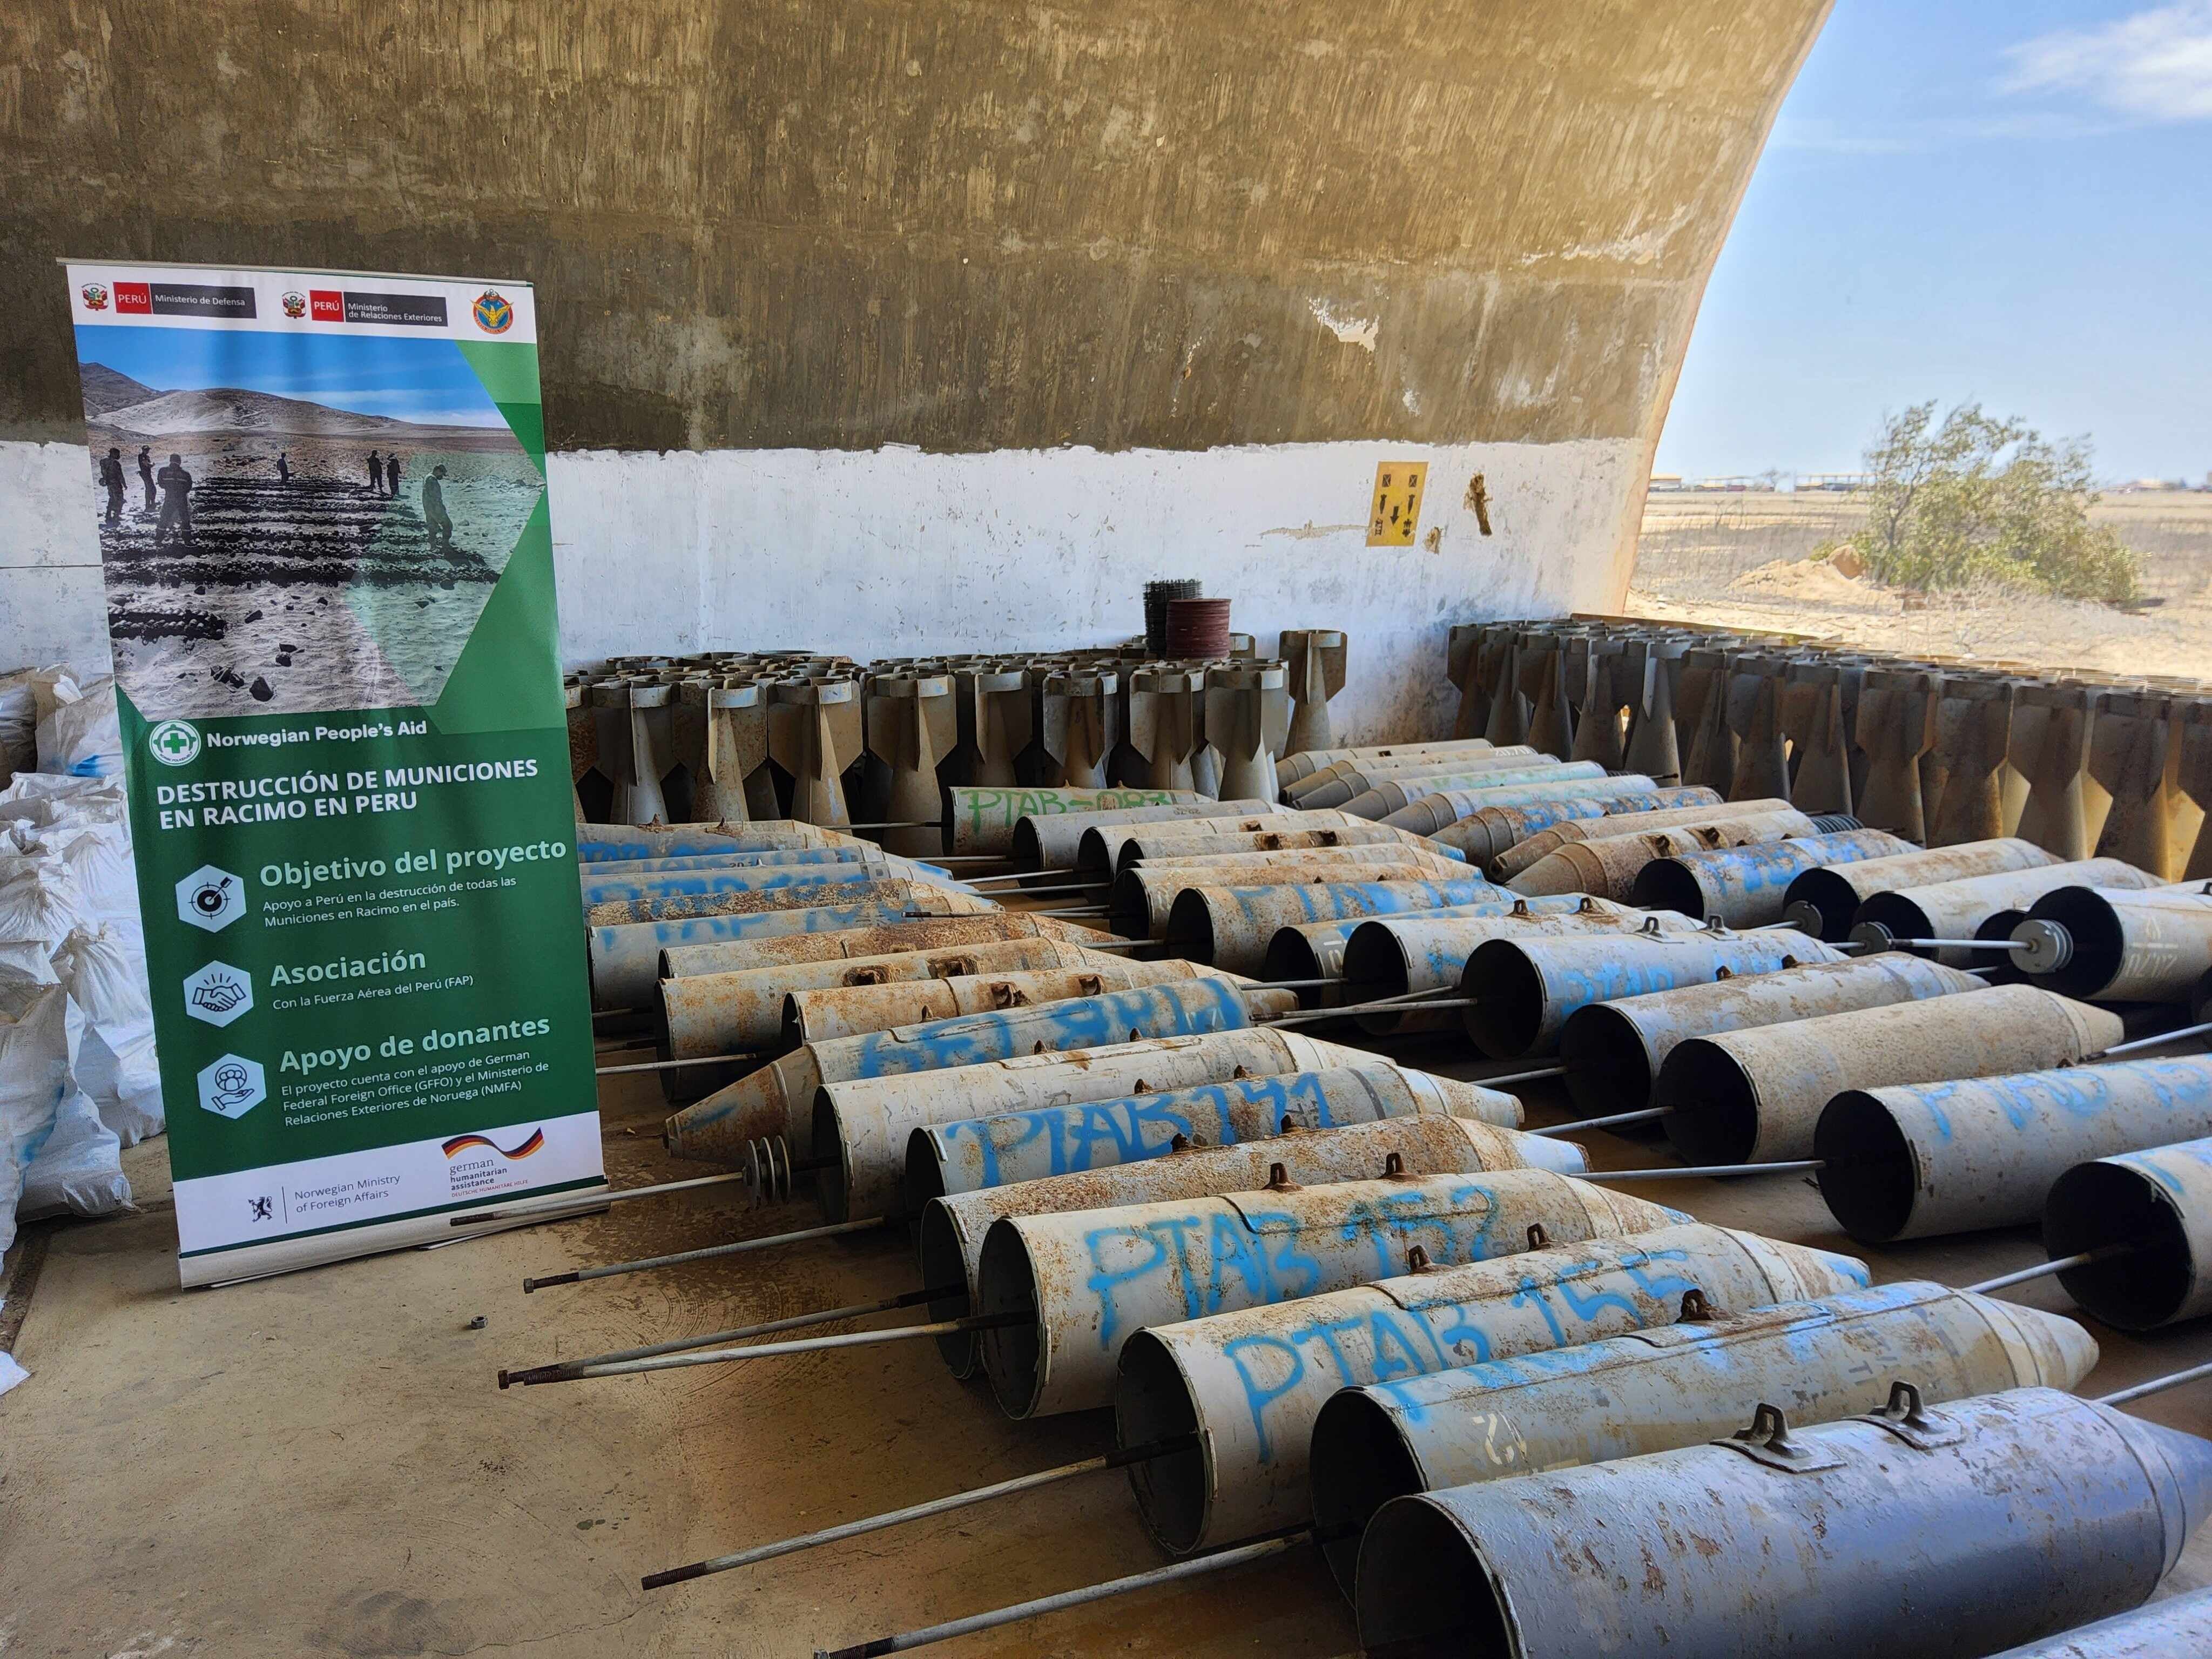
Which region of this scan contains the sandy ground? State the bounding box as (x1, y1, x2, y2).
(2, 1038, 2207, 1658)
(86, 428, 538, 720)
(1629, 489, 2212, 681)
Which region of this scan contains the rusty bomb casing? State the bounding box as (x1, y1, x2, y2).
(572, 821, 841, 861)
(1485, 794, 1791, 881)
(1338, 902, 1703, 1037)
(1117, 1224, 1872, 1558)
(2044, 1133, 2212, 1331)
(974, 1168, 1688, 1418)
(1459, 925, 1845, 1058)
(780, 957, 1235, 1049)
(578, 858, 895, 908)
(665, 976, 1291, 1164)
(1277, 738, 1499, 789)
(582, 872, 970, 930)
(1084, 813, 1397, 876)
(1427, 786, 1723, 859)
(1003, 796, 1273, 868)
(1304, 1279, 2091, 1587)
(1110, 854, 1461, 939)
(1627, 827, 1917, 926)
(1854, 856, 2163, 965)
(588, 888, 998, 1010)
(577, 846, 865, 878)
(916, 1113, 1535, 1380)
(1285, 742, 1527, 794)
(1353, 1386, 2212, 1659)
(1505, 810, 1817, 900)
(1658, 983, 2125, 1165)
(905, 1063, 1554, 1202)
(653, 913, 1111, 983)
(1557, 953, 1987, 1122)
(1978, 1586, 2212, 1658)
(1161, 876, 1507, 972)
(1282, 746, 1542, 802)
(2014, 881, 2212, 1003)
(1817, 1055, 2212, 1243)
(1382, 783, 1714, 838)
(659, 935, 1111, 1055)
(817, 1030, 1426, 1222)
(1781, 836, 2061, 940)
(1259, 896, 1598, 1006)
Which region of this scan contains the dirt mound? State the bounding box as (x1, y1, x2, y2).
(1727, 555, 1899, 611)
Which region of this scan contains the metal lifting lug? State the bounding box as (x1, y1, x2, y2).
(1679, 1287, 1718, 1321)
(1723, 1402, 1847, 1472)
(1525, 1222, 1549, 1250)
(1860, 1379, 1964, 1450)
(1405, 1244, 1435, 1274)
(1265, 1161, 1300, 1192)
(1382, 1152, 1410, 1179)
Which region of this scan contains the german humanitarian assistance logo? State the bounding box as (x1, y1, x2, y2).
(443, 1128, 544, 1159)
(81, 282, 110, 312)
(471, 290, 515, 334)
(281, 291, 308, 319)
(147, 719, 202, 767)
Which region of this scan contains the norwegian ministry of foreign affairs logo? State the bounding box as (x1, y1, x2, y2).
(147, 719, 201, 767)
(81, 282, 110, 311)
(472, 289, 514, 334)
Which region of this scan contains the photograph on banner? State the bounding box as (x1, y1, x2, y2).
(79, 311, 538, 719)
(65, 262, 599, 1285)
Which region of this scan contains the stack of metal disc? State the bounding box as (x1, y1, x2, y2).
(1143, 578, 1203, 656)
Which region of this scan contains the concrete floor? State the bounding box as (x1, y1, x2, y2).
(3, 1039, 2209, 1659)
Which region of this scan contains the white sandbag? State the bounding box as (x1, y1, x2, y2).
(0, 853, 86, 957)
(0, 668, 36, 786)
(39, 823, 138, 925)
(0, 1346, 26, 1399)
(33, 669, 124, 780)
(53, 925, 163, 1145)
(0, 773, 129, 820)
(1, 979, 129, 1253)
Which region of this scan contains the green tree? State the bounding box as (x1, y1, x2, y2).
(1824, 402, 2139, 603)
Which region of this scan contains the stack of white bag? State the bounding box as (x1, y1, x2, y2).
(0, 668, 147, 1263)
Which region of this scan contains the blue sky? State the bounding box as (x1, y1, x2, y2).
(73, 326, 503, 428)
(1656, 1, 2212, 484)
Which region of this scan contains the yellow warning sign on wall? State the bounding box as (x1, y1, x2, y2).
(1367, 461, 1427, 546)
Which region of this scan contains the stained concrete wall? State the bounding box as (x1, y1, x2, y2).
(0, 1, 1830, 737)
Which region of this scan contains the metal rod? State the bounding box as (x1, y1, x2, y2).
(1529, 1106, 1667, 1136)
(1585, 1159, 1825, 1181)
(595, 1051, 764, 1077)
(2096, 1359, 2212, 1407)
(522, 1215, 894, 1292)
(501, 1284, 965, 1386)
(451, 1170, 747, 1226)
(1261, 995, 1477, 1026)
(1866, 937, 2031, 953)
(927, 882, 1101, 898)
(640, 1434, 1199, 1588)
(1966, 1250, 2103, 1296)
(2098, 1019, 2212, 1058)
(1480, 1063, 1569, 1088)
(961, 869, 1081, 884)
(842, 821, 942, 830)
(810, 1533, 1307, 1658)
(550, 1311, 1027, 1380)
(1247, 978, 1339, 990)
(1033, 907, 1112, 918)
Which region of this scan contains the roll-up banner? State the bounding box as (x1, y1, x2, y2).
(61, 261, 603, 1285)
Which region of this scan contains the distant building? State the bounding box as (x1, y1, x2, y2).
(1799, 473, 1871, 492)
(1648, 473, 1685, 492)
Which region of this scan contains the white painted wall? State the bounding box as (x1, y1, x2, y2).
(2, 435, 1641, 742)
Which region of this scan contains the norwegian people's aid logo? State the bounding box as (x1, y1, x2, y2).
(471, 289, 514, 334)
(81, 282, 110, 311)
(147, 718, 201, 767)
(281, 290, 308, 318)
